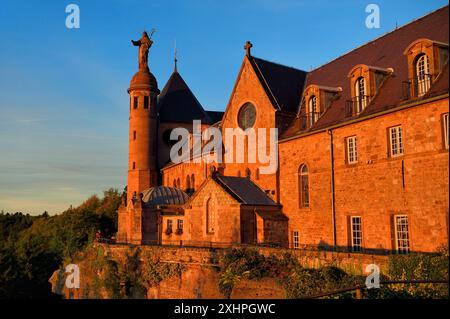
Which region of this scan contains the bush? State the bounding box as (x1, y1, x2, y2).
(365, 246, 449, 299)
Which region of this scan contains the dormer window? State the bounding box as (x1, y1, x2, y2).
(300, 85, 342, 130)
(347, 64, 393, 117)
(415, 54, 431, 97)
(403, 38, 449, 99)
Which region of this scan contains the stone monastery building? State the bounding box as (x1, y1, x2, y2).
(118, 6, 449, 254)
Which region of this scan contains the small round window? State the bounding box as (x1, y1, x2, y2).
(162, 129, 178, 146)
(237, 103, 256, 130)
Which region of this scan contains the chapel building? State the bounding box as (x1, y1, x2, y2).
(117, 6, 449, 254)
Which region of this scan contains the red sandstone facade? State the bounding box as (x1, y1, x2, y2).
(118, 6, 449, 254)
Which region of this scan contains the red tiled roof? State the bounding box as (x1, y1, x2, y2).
(281, 5, 449, 139)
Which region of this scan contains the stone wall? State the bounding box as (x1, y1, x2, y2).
(50, 243, 388, 299)
(279, 97, 449, 253)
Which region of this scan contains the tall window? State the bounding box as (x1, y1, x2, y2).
(389, 126, 404, 157)
(350, 216, 362, 252)
(166, 219, 173, 234)
(206, 198, 215, 234)
(443, 113, 449, 150)
(293, 231, 299, 249)
(245, 168, 251, 179)
(191, 174, 195, 191)
(186, 175, 191, 191)
(133, 96, 138, 109)
(394, 215, 410, 254)
(177, 178, 181, 189)
(133, 130, 136, 140)
(143, 96, 149, 109)
(177, 219, 183, 233)
(299, 164, 309, 208)
(355, 77, 367, 113)
(416, 54, 431, 97)
(346, 136, 358, 164)
(309, 96, 318, 126)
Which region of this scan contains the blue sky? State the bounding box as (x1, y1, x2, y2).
(0, 0, 447, 214)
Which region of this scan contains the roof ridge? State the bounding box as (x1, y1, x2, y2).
(252, 56, 308, 73)
(310, 5, 448, 73)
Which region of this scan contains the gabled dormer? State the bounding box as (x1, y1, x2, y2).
(403, 38, 449, 98)
(299, 85, 342, 129)
(346, 64, 393, 117)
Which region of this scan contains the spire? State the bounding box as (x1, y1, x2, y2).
(174, 39, 178, 73)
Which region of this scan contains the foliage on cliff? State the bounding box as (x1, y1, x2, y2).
(0, 188, 121, 298)
(218, 247, 449, 299)
(365, 246, 449, 299)
(53, 245, 184, 299)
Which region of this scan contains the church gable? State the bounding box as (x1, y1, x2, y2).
(221, 56, 278, 131)
(221, 52, 307, 132)
(187, 176, 240, 208)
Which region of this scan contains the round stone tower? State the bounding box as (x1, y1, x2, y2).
(127, 53, 160, 203)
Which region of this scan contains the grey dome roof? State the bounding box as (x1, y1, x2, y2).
(141, 186, 189, 207)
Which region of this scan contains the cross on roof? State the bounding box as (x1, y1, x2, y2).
(174, 40, 178, 72)
(244, 41, 253, 57)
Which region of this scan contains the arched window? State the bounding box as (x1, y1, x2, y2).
(299, 164, 309, 208)
(309, 96, 318, 125)
(173, 179, 176, 188)
(186, 175, 191, 192)
(206, 198, 215, 234)
(191, 174, 195, 191)
(255, 168, 260, 180)
(177, 178, 181, 189)
(415, 54, 431, 96)
(245, 168, 251, 179)
(355, 77, 367, 113)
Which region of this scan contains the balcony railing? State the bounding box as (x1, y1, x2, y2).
(345, 95, 370, 118)
(300, 112, 321, 130)
(402, 73, 433, 100)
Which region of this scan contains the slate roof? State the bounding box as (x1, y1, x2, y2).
(205, 110, 224, 124)
(214, 174, 278, 206)
(281, 5, 449, 139)
(157, 71, 213, 124)
(250, 57, 308, 114)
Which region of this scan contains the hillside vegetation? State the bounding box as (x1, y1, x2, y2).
(0, 188, 121, 298)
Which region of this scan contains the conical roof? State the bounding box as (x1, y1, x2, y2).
(157, 71, 212, 123)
